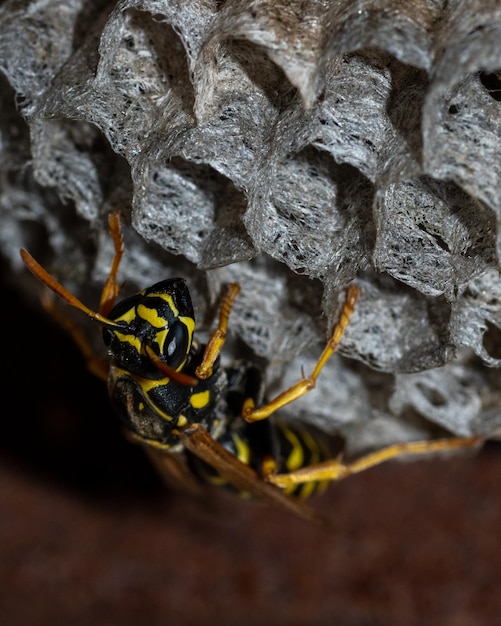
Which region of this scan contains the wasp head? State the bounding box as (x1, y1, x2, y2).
(103, 278, 196, 379)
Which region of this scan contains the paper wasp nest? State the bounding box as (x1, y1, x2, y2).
(2, 0, 501, 455)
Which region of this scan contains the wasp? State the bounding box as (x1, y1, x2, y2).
(20, 212, 481, 524)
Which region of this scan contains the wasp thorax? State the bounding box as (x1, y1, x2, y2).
(102, 278, 196, 378)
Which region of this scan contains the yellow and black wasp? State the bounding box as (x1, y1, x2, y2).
(20, 212, 480, 524)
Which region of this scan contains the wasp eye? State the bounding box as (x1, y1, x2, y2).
(162, 321, 189, 370)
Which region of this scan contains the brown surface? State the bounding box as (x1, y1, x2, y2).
(2, 273, 501, 626)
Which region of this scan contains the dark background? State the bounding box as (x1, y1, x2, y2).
(2, 266, 501, 626)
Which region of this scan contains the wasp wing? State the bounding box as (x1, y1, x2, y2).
(178, 423, 330, 527)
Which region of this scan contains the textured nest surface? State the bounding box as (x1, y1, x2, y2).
(2, 0, 501, 455)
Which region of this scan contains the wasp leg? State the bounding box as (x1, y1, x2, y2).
(242, 285, 360, 423)
(40, 290, 109, 381)
(267, 436, 483, 487)
(196, 283, 241, 379)
(98, 210, 124, 317)
(20, 251, 110, 378)
(20, 211, 125, 381)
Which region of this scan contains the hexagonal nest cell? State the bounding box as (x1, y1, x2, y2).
(2, 0, 501, 461)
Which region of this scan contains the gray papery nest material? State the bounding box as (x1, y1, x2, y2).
(2, 0, 501, 456)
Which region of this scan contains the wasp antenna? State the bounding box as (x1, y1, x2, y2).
(20, 248, 121, 330)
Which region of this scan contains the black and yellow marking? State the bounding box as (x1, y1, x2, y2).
(19, 211, 483, 524)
